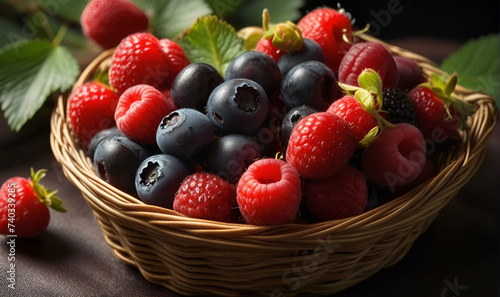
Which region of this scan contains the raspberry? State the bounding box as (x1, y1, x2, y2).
(338, 41, 399, 89)
(286, 112, 356, 179)
(159, 38, 190, 86)
(109, 32, 170, 94)
(174, 172, 238, 223)
(68, 81, 119, 150)
(81, 0, 148, 49)
(304, 166, 367, 222)
(361, 123, 426, 188)
(236, 158, 301, 226)
(115, 84, 177, 144)
(382, 88, 419, 127)
(393, 56, 426, 91)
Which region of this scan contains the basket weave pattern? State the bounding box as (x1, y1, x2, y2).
(50, 36, 497, 296)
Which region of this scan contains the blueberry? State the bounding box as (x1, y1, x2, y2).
(280, 105, 317, 149)
(225, 51, 282, 99)
(204, 134, 261, 182)
(135, 154, 190, 209)
(86, 126, 123, 159)
(278, 38, 324, 76)
(93, 136, 150, 195)
(281, 60, 340, 111)
(206, 78, 269, 135)
(156, 108, 214, 164)
(171, 63, 224, 112)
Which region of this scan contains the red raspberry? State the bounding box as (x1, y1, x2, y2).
(327, 95, 378, 145)
(173, 172, 238, 223)
(338, 41, 399, 89)
(236, 158, 301, 226)
(297, 7, 353, 72)
(286, 112, 356, 179)
(81, 0, 148, 49)
(361, 123, 426, 189)
(109, 32, 170, 94)
(304, 166, 367, 222)
(115, 84, 176, 144)
(255, 38, 285, 63)
(159, 38, 190, 86)
(68, 81, 119, 150)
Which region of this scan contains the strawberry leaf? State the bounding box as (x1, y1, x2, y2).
(0, 40, 79, 131)
(132, 0, 212, 39)
(441, 34, 499, 104)
(177, 15, 246, 77)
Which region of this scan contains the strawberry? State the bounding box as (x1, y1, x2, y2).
(0, 169, 66, 238)
(68, 80, 119, 150)
(81, 0, 149, 49)
(254, 9, 304, 63)
(297, 7, 353, 72)
(109, 32, 171, 94)
(330, 68, 394, 147)
(407, 72, 475, 143)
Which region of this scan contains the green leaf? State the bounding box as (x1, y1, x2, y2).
(220, 0, 305, 29)
(177, 15, 246, 77)
(441, 34, 499, 104)
(38, 0, 89, 23)
(0, 40, 79, 131)
(132, 0, 212, 39)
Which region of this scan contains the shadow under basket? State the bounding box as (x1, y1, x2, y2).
(50, 35, 498, 296)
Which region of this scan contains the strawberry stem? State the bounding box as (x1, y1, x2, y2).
(261, 9, 303, 52)
(29, 168, 67, 213)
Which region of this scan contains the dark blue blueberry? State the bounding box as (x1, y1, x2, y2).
(156, 108, 214, 164)
(204, 134, 261, 182)
(93, 136, 150, 195)
(135, 154, 190, 209)
(206, 78, 269, 135)
(280, 105, 317, 149)
(281, 60, 340, 111)
(225, 51, 282, 99)
(86, 126, 123, 159)
(171, 63, 224, 112)
(278, 38, 324, 76)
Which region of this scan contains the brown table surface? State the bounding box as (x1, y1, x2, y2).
(0, 38, 498, 297)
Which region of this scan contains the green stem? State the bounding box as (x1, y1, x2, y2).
(52, 22, 68, 47)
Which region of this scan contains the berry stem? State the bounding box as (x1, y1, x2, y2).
(52, 22, 69, 47)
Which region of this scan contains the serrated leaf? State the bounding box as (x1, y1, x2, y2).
(177, 15, 246, 77)
(0, 40, 79, 131)
(441, 34, 499, 104)
(132, 0, 212, 39)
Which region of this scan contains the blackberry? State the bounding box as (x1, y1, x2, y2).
(382, 89, 419, 127)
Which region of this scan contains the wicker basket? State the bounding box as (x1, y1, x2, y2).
(50, 35, 498, 296)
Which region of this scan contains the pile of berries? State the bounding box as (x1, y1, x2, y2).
(68, 2, 475, 226)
